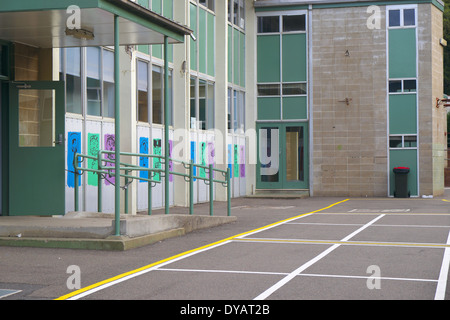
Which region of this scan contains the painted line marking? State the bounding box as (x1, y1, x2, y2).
(55, 199, 350, 300)
(434, 230, 450, 300)
(253, 214, 385, 300)
(157, 268, 437, 283)
(286, 222, 450, 228)
(315, 212, 450, 216)
(233, 237, 450, 249)
(0, 289, 21, 299)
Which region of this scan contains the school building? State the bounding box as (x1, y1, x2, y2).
(0, 0, 447, 217)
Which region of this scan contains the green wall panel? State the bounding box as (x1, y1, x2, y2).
(207, 12, 215, 77)
(389, 28, 416, 79)
(282, 33, 307, 82)
(257, 97, 281, 120)
(228, 25, 232, 81)
(151, 0, 161, 14)
(233, 28, 240, 85)
(190, 3, 197, 71)
(198, 8, 207, 74)
(389, 94, 417, 134)
(257, 35, 280, 83)
(240, 31, 245, 86)
(282, 96, 307, 120)
(389, 149, 418, 196)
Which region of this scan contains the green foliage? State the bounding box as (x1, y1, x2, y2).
(444, 0, 450, 93)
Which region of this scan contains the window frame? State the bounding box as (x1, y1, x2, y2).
(389, 135, 418, 149)
(387, 5, 417, 29)
(388, 79, 417, 94)
(135, 58, 173, 126)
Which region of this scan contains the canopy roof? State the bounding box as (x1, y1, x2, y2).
(0, 0, 192, 48)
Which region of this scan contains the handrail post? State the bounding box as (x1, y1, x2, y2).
(74, 158, 79, 212)
(124, 169, 129, 214)
(148, 179, 152, 216)
(97, 152, 102, 213)
(189, 160, 194, 215)
(227, 167, 231, 217)
(209, 164, 213, 216)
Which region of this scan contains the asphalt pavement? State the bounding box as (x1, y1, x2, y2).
(1, 191, 449, 304)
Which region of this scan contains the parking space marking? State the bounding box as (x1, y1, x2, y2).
(286, 222, 450, 228)
(0, 289, 21, 299)
(234, 237, 450, 249)
(435, 231, 450, 300)
(56, 199, 350, 300)
(156, 268, 438, 284)
(253, 214, 385, 300)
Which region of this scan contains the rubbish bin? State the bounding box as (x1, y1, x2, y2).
(393, 167, 410, 198)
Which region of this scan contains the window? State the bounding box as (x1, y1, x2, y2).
(102, 49, 115, 118)
(258, 84, 280, 96)
(229, 0, 245, 29)
(137, 61, 173, 125)
(389, 135, 417, 148)
(282, 83, 307, 95)
(86, 47, 101, 116)
(0, 44, 9, 79)
(257, 16, 279, 33)
(190, 77, 214, 130)
(228, 87, 245, 133)
(60, 48, 82, 114)
(389, 79, 416, 93)
(137, 60, 149, 122)
(388, 7, 416, 27)
(283, 15, 306, 32)
(199, 0, 214, 11)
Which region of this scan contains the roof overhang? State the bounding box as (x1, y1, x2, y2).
(0, 0, 192, 48)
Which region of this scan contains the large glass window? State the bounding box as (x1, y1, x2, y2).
(136, 60, 173, 126)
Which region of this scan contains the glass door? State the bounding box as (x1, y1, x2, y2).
(256, 122, 309, 190)
(8, 81, 65, 216)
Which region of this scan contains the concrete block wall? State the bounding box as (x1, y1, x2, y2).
(311, 6, 388, 197)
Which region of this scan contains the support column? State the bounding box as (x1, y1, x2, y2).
(164, 36, 170, 215)
(114, 15, 121, 235)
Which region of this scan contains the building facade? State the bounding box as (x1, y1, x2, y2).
(0, 0, 446, 217)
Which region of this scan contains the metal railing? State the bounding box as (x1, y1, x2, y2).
(72, 150, 231, 218)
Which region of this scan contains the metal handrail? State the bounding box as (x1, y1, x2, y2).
(72, 150, 231, 218)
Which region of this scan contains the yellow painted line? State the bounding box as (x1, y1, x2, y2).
(55, 199, 350, 300)
(234, 237, 450, 249)
(315, 212, 450, 215)
(443, 199, 449, 202)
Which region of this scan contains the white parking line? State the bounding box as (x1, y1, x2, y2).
(434, 231, 450, 300)
(254, 214, 385, 300)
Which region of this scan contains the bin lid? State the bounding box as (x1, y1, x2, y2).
(394, 167, 410, 170)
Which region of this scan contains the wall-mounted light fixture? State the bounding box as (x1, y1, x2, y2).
(65, 27, 95, 40)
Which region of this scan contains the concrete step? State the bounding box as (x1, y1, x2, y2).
(247, 189, 310, 199)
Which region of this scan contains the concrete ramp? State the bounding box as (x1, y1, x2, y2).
(0, 213, 237, 251)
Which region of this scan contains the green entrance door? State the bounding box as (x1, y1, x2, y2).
(9, 81, 65, 216)
(256, 122, 309, 190)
